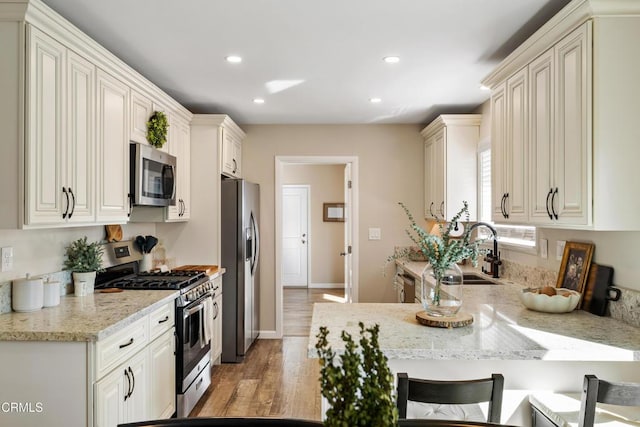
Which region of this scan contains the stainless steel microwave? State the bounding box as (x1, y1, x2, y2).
(130, 142, 176, 207)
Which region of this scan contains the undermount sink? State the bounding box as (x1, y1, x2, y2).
(462, 273, 500, 285)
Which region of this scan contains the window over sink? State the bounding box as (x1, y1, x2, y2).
(478, 144, 536, 250)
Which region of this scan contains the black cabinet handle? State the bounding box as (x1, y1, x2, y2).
(179, 199, 183, 216)
(127, 193, 133, 218)
(545, 188, 553, 220)
(429, 202, 434, 217)
(213, 302, 219, 320)
(232, 158, 237, 174)
(504, 193, 510, 219)
(551, 188, 559, 220)
(439, 201, 445, 218)
(500, 194, 506, 218)
(128, 366, 135, 398)
(68, 187, 75, 219)
(158, 315, 169, 324)
(119, 337, 134, 349)
(124, 369, 130, 401)
(62, 187, 69, 219)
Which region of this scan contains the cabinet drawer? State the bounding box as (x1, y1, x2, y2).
(96, 316, 148, 379)
(149, 301, 175, 341)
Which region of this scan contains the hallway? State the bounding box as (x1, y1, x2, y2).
(191, 287, 344, 420)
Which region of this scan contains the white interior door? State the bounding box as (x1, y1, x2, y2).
(343, 164, 353, 303)
(282, 186, 309, 287)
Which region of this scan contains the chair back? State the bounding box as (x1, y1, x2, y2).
(396, 373, 504, 423)
(579, 374, 640, 427)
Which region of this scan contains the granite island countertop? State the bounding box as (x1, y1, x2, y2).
(308, 281, 640, 361)
(0, 289, 178, 342)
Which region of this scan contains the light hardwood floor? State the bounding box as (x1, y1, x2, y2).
(191, 287, 344, 420)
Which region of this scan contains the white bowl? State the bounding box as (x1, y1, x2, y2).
(519, 288, 581, 313)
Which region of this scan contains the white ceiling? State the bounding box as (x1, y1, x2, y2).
(41, 0, 571, 125)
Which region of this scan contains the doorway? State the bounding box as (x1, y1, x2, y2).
(275, 156, 359, 339)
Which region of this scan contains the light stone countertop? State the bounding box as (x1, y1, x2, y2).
(0, 289, 178, 342)
(308, 281, 640, 361)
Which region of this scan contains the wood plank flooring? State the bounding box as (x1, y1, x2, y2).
(190, 287, 344, 420)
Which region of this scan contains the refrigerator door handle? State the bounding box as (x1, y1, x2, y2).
(250, 211, 260, 275)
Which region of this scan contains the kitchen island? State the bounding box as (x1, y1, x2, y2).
(308, 281, 640, 425)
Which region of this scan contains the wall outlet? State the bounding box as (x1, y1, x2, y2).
(556, 240, 566, 261)
(1, 247, 13, 272)
(368, 228, 381, 240)
(540, 239, 548, 259)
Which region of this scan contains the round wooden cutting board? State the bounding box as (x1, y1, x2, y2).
(416, 311, 474, 328)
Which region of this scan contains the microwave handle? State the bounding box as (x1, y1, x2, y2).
(162, 165, 176, 199)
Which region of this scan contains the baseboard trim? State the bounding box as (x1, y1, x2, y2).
(309, 282, 344, 289)
(258, 330, 280, 339)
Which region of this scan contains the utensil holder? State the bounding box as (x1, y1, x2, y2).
(140, 253, 153, 273)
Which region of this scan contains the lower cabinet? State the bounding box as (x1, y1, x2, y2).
(211, 286, 223, 364)
(95, 303, 175, 427)
(149, 329, 177, 419)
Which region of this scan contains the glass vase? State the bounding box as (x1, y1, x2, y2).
(421, 263, 463, 317)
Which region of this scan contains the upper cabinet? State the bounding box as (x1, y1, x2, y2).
(422, 115, 481, 222)
(96, 69, 130, 223)
(221, 125, 243, 178)
(25, 26, 96, 226)
(166, 116, 191, 221)
(482, 1, 640, 230)
(0, 0, 192, 229)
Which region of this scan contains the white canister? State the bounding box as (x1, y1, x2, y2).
(43, 280, 61, 307)
(12, 274, 44, 312)
(74, 281, 88, 297)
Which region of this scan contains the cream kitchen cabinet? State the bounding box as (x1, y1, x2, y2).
(529, 23, 591, 227)
(0, 0, 192, 229)
(211, 276, 223, 364)
(492, 68, 529, 224)
(421, 115, 481, 221)
(95, 301, 175, 427)
(25, 25, 95, 226)
(130, 90, 153, 145)
(482, 2, 640, 230)
(221, 124, 244, 178)
(96, 69, 130, 223)
(166, 116, 191, 221)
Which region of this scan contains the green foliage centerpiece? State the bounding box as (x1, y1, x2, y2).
(64, 236, 104, 294)
(316, 322, 398, 426)
(392, 201, 486, 316)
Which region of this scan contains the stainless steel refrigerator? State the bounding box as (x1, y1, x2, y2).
(221, 179, 260, 363)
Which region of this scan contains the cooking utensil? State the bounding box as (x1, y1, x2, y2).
(145, 235, 159, 253)
(135, 235, 147, 253)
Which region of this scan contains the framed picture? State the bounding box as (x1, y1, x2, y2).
(556, 241, 595, 294)
(323, 203, 345, 222)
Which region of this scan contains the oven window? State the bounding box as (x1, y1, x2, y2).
(181, 299, 211, 378)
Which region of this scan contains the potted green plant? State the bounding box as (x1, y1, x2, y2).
(315, 322, 398, 426)
(146, 111, 169, 149)
(64, 237, 104, 294)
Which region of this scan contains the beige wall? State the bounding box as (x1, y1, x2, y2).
(242, 124, 424, 331)
(474, 100, 640, 292)
(283, 164, 345, 285)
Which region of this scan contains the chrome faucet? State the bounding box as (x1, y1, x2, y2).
(467, 222, 501, 278)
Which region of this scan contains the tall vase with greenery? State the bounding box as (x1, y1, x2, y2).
(391, 201, 486, 316)
(64, 237, 104, 294)
(316, 322, 398, 426)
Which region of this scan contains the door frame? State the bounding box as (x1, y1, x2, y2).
(281, 184, 311, 288)
(274, 156, 359, 339)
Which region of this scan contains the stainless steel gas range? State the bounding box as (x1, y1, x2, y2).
(96, 240, 215, 418)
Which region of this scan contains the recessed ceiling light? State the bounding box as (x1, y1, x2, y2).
(383, 56, 400, 64)
(369, 97, 382, 103)
(253, 98, 265, 104)
(226, 55, 242, 63)
(479, 84, 490, 91)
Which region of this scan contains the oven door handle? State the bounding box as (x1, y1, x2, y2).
(184, 302, 204, 319)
